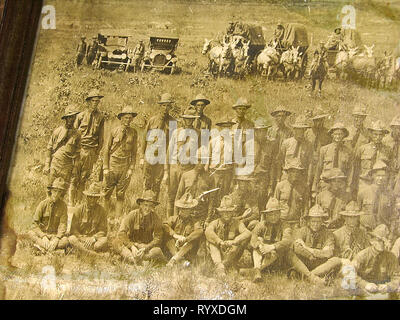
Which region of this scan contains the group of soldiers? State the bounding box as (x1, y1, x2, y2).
(19, 88, 400, 296)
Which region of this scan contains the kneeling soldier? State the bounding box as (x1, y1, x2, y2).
(26, 178, 69, 253)
(112, 190, 166, 265)
(289, 204, 341, 285)
(205, 195, 252, 276)
(251, 198, 292, 282)
(68, 183, 108, 256)
(164, 193, 204, 267)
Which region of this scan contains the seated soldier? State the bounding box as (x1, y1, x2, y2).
(68, 183, 108, 256)
(26, 178, 69, 253)
(164, 193, 204, 267)
(112, 190, 166, 265)
(289, 204, 341, 285)
(205, 195, 252, 276)
(352, 225, 400, 295)
(390, 198, 400, 261)
(333, 201, 370, 261)
(250, 198, 292, 283)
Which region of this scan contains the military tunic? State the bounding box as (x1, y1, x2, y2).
(70, 203, 107, 239)
(333, 225, 370, 259)
(316, 189, 351, 229)
(32, 198, 68, 238)
(194, 114, 212, 131)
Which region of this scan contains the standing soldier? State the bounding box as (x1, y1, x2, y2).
(250, 198, 292, 282)
(384, 115, 400, 193)
(333, 201, 370, 261)
(279, 115, 313, 186)
(253, 118, 274, 212)
(357, 160, 395, 231)
(164, 193, 204, 267)
(86, 36, 99, 66)
(112, 190, 166, 265)
(191, 94, 212, 130)
(76, 36, 87, 67)
(71, 89, 105, 206)
(205, 195, 252, 276)
(140, 93, 177, 199)
(44, 105, 80, 199)
(132, 40, 145, 72)
(289, 204, 340, 285)
(68, 183, 108, 256)
(312, 123, 353, 197)
(103, 106, 138, 218)
(352, 120, 392, 192)
(231, 97, 254, 130)
(26, 178, 69, 253)
(167, 106, 199, 217)
(316, 168, 351, 229)
(346, 106, 369, 151)
(268, 106, 293, 194)
(274, 162, 309, 229)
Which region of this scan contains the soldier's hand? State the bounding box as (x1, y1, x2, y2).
(136, 248, 145, 259)
(378, 284, 389, 293)
(225, 240, 235, 247)
(42, 236, 51, 250)
(126, 169, 133, 179)
(48, 238, 59, 252)
(365, 282, 379, 293)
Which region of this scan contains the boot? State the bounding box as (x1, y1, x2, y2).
(253, 268, 263, 283)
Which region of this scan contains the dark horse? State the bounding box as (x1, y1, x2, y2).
(310, 55, 328, 96)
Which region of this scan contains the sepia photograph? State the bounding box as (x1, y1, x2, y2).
(0, 0, 400, 302)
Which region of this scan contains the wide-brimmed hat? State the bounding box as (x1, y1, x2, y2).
(216, 195, 237, 212)
(370, 160, 388, 174)
(232, 97, 251, 109)
(83, 183, 103, 197)
(270, 105, 292, 117)
(307, 204, 328, 218)
(158, 93, 174, 104)
(175, 193, 198, 209)
(339, 201, 364, 217)
(311, 108, 329, 120)
(92, 36, 97, 39)
(117, 106, 138, 120)
(234, 175, 255, 182)
(181, 106, 199, 119)
(328, 122, 349, 138)
(190, 94, 210, 106)
(254, 118, 271, 129)
(216, 117, 236, 127)
(369, 224, 389, 241)
(61, 105, 80, 119)
(261, 197, 282, 213)
(390, 116, 400, 127)
(368, 120, 389, 134)
(352, 106, 368, 117)
(86, 89, 104, 101)
(291, 115, 311, 129)
(136, 190, 159, 205)
(334, 27, 342, 33)
(321, 168, 347, 181)
(47, 177, 67, 191)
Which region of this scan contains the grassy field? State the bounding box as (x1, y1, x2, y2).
(3, 0, 400, 299)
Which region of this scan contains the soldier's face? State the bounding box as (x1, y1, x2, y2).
(88, 97, 100, 110)
(392, 126, 400, 140)
(237, 180, 248, 191)
(179, 208, 192, 220)
(220, 210, 231, 223)
(373, 170, 388, 186)
(65, 115, 76, 128)
(371, 238, 385, 252)
(274, 113, 287, 125)
(50, 188, 64, 202)
(234, 107, 247, 118)
(344, 216, 360, 229)
(86, 196, 98, 208)
(293, 128, 306, 140)
(332, 129, 346, 143)
(195, 102, 206, 115)
(330, 179, 345, 192)
(140, 201, 156, 214)
(182, 117, 195, 127)
(160, 103, 171, 115)
(121, 114, 133, 127)
(287, 169, 301, 182)
(309, 217, 323, 232)
(266, 210, 280, 224)
(370, 131, 385, 144)
(353, 115, 366, 128)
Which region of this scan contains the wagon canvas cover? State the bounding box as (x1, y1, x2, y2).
(282, 23, 309, 48)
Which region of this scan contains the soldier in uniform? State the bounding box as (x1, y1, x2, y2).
(71, 89, 105, 206)
(140, 93, 177, 199)
(289, 204, 341, 285)
(26, 178, 69, 253)
(76, 36, 87, 67)
(305, 107, 331, 160)
(268, 106, 293, 195)
(357, 160, 395, 231)
(352, 120, 392, 193)
(68, 183, 108, 256)
(205, 195, 252, 276)
(112, 190, 166, 265)
(316, 168, 352, 229)
(43, 105, 80, 199)
(191, 94, 212, 130)
(269, 22, 285, 53)
(346, 106, 370, 151)
(274, 162, 309, 229)
(312, 123, 353, 197)
(231, 97, 254, 131)
(86, 36, 99, 66)
(352, 225, 400, 295)
(326, 27, 343, 51)
(132, 40, 145, 72)
(279, 115, 313, 186)
(103, 107, 138, 218)
(384, 115, 400, 194)
(164, 193, 204, 267)
(333, 201, 370, 261)
(250, 198, 292, 282)
(167, 106, 199, 217)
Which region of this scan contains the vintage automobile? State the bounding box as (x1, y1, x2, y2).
(95, 31, 133, 71)
(141, 36, 179, 74)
